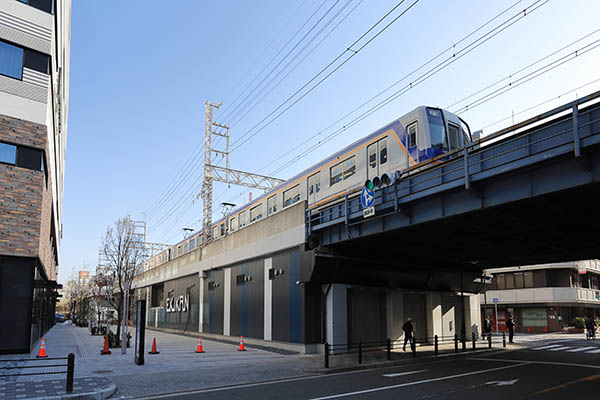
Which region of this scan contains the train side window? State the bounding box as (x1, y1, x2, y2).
(239, 211, 247, 227)
(212, 226, 219, 239)
(283, 185, 300, 207)
(267, 195, 277, 215)
(448, 123, 460, 150)
(343, 156, 356, 180)
(190, 238, 196, 249)
(250, 203, 263, 222)
(330, 162, 343, 185)
(220, 223, 226, 235)
(408, 123, 417, 147)
(368, 143, 377, 168)
(230, 216, 237, 231)
(379, 139, 387, 165)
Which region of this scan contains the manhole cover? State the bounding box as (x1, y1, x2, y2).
(92, 370, 113, 374)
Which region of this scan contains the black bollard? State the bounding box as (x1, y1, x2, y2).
(503, 332, 506, 348)
(387, 338, 391, 361)
(488, 333, 492, 349)
(358, 340, 362, 365)
(324, 342, 329, 368)
(454, 334, 458, 353)
(434, 335, 439, 356)
(461, 333, 466, 352)
(472, 332, 476, 350)
(66, 353, 75, 394)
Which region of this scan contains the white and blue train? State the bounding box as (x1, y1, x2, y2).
(143, 106, 472, 271)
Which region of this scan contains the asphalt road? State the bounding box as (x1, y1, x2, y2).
(135, 338, 600, 399)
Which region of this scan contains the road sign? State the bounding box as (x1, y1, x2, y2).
(361, 187, 374, 208)
(363, 206, 375, 218)
(492, 298, 499, 303)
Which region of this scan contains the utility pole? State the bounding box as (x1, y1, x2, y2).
(201, 101, 285, 245)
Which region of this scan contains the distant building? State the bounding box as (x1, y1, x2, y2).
(481, 260, 600, 333)
(0, 0, 71, 354)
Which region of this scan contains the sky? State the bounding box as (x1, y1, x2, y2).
(60, 0, 600, 282)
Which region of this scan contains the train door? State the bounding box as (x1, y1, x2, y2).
(407, 122, 418, 167)
(367, 142, 378, 181)
(307, 172, 320, 205)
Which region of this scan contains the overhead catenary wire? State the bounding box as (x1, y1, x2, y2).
(227, 0, 363, 128)
(229, 0, 421, 152)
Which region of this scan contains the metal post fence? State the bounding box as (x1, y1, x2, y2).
(386, 338, 391, 361)
(454, 334, 458, 353)
(358, 341, 362, 365)
(0, 353, 75, 394)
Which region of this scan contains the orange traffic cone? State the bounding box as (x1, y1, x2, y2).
(36, 338, 48, 358)
(195, 336, 205, 353)
(100, 334, 111, 355)
(238, 336, 246, 351)
(149, 337, 160, 354)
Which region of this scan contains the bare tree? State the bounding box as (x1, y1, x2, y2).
(100, 216, 145, 340)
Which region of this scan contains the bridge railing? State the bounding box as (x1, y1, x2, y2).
(307, 90, 600, 234)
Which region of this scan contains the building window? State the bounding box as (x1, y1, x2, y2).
(0, 142, 17, 165)
(250, 204, 263, 222)
(380, 138, 387, 165)
(496, 274, 505, 290)
(18, 0, 54, 14)
(505, 273, 515, 289)
(17, 146, 43, 171)
(24, 49, 49, 74)
(408, 123, 417, 147)
(524, 271, 533, 288)
(514, 272, 524, 289)
(283, 185, 300, 207)
(0, 40, 24, 80)
(267, 195, 277, 215)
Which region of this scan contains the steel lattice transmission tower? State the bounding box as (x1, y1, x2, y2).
(201, 101, 285, 243)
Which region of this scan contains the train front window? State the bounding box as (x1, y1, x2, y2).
(448, 123, 460, 150)
(426, 108, 448, 150)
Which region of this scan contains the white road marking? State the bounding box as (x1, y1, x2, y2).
(486, 379, 518, 386)
(587, 349, 600, 354)
(469, 357, 600, 369)
(566, 347, 596, 352)
(383, 370, 428, 378)
(307, 362, 530, 400)
(531, 344, 562, 350)
(548, 346, 572, 351)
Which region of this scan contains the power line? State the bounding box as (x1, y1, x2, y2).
(228, 0, 362, 128)
(229, 0, 420, 152)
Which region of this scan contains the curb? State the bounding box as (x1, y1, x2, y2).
(28, 382, 118, 400)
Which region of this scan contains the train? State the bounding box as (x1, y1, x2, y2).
(142, 106, 472, 272)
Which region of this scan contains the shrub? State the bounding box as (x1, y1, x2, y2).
(571, 317, 585, 329)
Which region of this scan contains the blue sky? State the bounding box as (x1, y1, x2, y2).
(60, 0, 600, 281)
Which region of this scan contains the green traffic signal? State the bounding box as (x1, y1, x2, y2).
(364, 180, 374, 191)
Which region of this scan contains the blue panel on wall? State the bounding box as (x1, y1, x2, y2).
(242, 264, 248, 336)
(289, 251, 301, 343)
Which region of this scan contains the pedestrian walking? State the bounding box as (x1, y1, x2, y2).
(585, 316, 596, 340)
(402, 317, 414, 351)
(483, 314, 492, 340)
(506, 314, 515, 343)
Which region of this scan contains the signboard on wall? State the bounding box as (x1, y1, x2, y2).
(166, 294, 190, 313)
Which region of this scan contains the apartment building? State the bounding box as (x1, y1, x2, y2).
(481, 260, 600, 333)
(0, 0, 71, 353)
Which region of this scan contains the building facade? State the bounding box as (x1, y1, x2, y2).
(0, 0, 71, 353)
(481, 260, 600, 333)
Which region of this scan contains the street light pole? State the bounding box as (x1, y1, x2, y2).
(121, 282, 130, 354)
